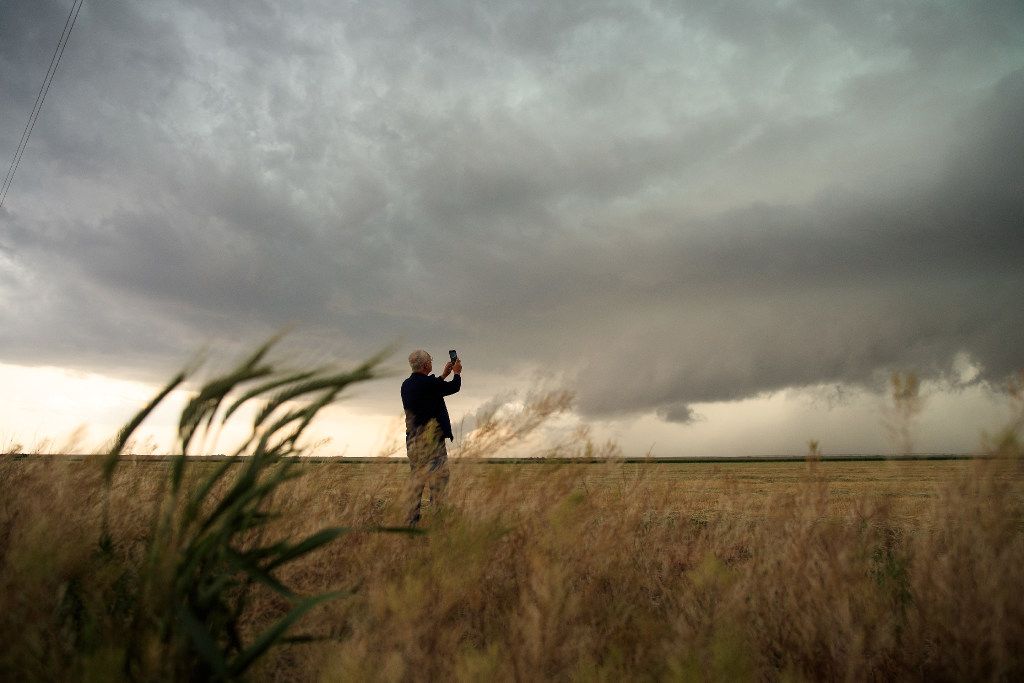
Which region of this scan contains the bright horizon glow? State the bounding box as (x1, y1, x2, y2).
(1, 362, 1010, 458)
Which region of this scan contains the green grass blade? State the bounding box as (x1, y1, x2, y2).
(179, 367, 273, 455)
(222, 369, 319, 422)
(95, 342, 409, 678)
(104, 370, 187, 481)
(264, 527, 353, 571)
(253, 356, 383, 429)
(177, 602, 229, 678)
(178, 337, 283, 454)
(196, 574, 242, 609)
(169, 452, 189, 495)
(196, 464, 297, 538)
(256, 389, 341, 455)
(181, 459, 235, 529)
(226, 590, 354, 677)
(224, 547, 295, 598)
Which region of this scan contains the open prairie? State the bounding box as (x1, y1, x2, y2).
(3, 453, 1022, 680)
(2, 346, 1021, 680)
(313, 458, 989, 522)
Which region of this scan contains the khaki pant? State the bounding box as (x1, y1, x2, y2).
(404, 429, 450, 526)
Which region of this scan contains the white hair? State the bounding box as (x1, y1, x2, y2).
(408, 349, 431, 372)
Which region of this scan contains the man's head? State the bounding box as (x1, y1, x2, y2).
(408, 349, 432, 375)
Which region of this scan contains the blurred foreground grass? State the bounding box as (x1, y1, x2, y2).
(1, 345, 1022, 680)
(3, 455, 1022, 680)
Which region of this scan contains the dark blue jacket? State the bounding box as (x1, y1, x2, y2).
(401, 372, 461, 441)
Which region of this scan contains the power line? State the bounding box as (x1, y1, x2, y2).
(1, 0, 85, 210)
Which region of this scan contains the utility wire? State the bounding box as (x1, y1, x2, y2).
(1, 0, 85, 210)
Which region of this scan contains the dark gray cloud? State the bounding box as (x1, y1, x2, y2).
(1, 0, 1022, 419)
(658, 402, 701, 425)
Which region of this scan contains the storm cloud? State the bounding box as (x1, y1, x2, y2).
(1, 0, 1022, 421)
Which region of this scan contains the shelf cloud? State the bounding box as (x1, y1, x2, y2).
(1, 0, 1022, 422)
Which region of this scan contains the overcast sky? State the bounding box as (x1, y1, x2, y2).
(1, 1, 1022, 454)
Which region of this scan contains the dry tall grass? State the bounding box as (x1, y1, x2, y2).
(1, 369, 1022, 680)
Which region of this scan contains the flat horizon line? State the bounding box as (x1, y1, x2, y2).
(5, 453, 979, 464)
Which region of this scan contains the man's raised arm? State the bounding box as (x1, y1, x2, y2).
(438, 360, 462, 396)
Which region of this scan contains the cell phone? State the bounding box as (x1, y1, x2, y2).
(449, 349, 458, 363)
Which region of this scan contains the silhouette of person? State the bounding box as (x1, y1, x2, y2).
(400, 349, 462, 526)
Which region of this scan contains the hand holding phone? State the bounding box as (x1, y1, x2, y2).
(449, 349, 462, 375)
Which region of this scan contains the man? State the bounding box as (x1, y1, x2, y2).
(401, 349, 462, 526)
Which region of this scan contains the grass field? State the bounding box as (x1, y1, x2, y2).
(2, 353, 1022, 680)
(2, 454, 1022, 680)
(320, 457, 983, 514)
